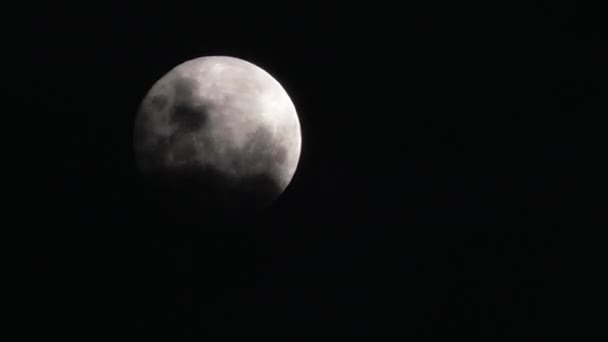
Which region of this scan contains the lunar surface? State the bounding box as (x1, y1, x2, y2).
(134, 56, 301, 219)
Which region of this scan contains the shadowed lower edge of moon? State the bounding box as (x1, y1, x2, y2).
(136, 162, 285, 224)
(133, 112, 292, 223)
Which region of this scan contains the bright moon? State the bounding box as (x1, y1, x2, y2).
(133, 56, 302, 217)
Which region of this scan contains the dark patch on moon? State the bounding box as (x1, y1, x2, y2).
(169, 102, 208, 133)
(149, 94, 168, 112)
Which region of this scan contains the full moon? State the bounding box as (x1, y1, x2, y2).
(134, 56, 301, 219)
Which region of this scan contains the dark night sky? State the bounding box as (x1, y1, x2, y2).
(16, 2, 602, 341)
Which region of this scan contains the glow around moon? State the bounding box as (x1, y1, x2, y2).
(133, 56, 301, 216)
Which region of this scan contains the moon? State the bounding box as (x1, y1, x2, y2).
(133, 56, 301, 219)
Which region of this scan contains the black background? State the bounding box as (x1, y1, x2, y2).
(16, 2, 602, 341)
